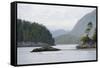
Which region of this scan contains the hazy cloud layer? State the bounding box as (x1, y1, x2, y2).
(17, 3, 95, 31)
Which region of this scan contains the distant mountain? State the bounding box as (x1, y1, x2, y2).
(55, 10, 96, 44)
(55, 34, 79, 44)
(51, 29, 68, 38)
(70, 10, 96, 37)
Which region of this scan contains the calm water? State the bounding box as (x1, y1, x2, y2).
(17, 44, 96, 65)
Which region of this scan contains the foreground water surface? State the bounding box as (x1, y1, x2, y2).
(17, 44, 96, 65)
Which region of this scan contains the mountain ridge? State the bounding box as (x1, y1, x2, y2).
(51, 29, 68, 38)
(70, 10, 96, 37)
(55, 10, 96, 44)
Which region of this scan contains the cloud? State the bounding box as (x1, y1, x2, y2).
(17, 3, 95, 31)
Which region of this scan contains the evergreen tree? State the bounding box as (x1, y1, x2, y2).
(80, 22, 93, 44)
(17, 19, 55, 45)
(85, 22, 93, 37)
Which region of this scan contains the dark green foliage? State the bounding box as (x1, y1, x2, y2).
(81, 22, 93, 44)
(85, 22, 93, 36)
(88, 22, 93, 28)
(80, 36, 89, 45)
(92, 33, 96, 42)
(17, 19, 55, 45)
(92, 28, 96, 42)
(78, 22, 96, 49)
(17, 19, 24, 42)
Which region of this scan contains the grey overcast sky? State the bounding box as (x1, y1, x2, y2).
(17, 3, 95, 31)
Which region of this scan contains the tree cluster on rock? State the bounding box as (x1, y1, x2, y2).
(77, 22, 96, 49)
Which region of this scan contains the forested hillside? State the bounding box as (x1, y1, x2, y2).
(17, 19, 55, 47)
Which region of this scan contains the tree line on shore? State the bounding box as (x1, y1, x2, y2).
(17, 19, 55, 45)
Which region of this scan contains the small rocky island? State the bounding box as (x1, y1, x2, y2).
(30, 43, 60, 52)
(76, 22, 96, 49)
(31, 46, 60, 52)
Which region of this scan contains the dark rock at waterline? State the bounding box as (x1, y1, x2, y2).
(76, 44, 96, 49)
(31, 46, 60, 52)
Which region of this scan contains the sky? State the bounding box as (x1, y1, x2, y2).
(17, 3, 95, 32)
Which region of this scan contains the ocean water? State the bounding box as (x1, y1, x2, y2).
(17, 44, 96, 65)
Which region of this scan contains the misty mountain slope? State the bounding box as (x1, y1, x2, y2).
(51, 29, 68, 38)
(70, 10, 96, 37)
(55, 10, 96, 44)
(55, 34, 79, 44)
